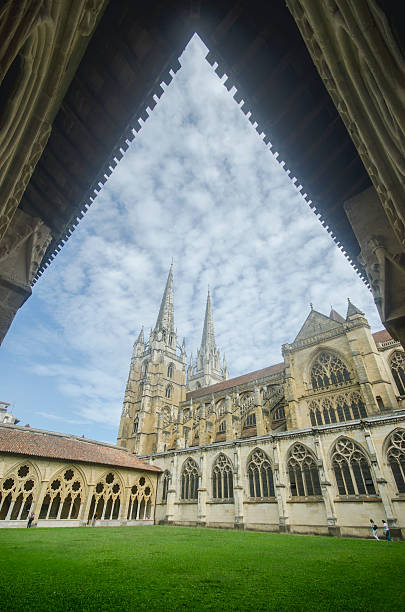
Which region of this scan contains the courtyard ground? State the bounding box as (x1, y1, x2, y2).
(0, 526, 403, 611)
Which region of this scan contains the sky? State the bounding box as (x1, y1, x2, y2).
(0, 35, 381, 444)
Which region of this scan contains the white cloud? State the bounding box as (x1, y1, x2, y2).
(0, 35, 381, 442)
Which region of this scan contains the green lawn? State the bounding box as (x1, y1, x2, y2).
(0, 526, 403, 611)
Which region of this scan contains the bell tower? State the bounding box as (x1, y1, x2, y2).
(117, 264, 187, 454)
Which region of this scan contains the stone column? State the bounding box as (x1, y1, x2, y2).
(314, 434, 339, 536)
(364, 426, 396, 527)
(233, 444, 245, 528)
(82, 484, 95, 523)
(254, 386, 265, 435)
(197, 451, 207, 526)
(225, 395, 234, 442)
(274, 440, 288, 532)
(166, 455, 177, 523)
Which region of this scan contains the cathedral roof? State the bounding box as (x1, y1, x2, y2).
(372, 329, 393, 344)
(0, 424, 161, 472)
(186, 362, 284, 400)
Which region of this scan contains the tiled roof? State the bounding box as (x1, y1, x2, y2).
(186, 362, 284, 400)
(0, 425, 160, 472)
(372, 329, 393, 344)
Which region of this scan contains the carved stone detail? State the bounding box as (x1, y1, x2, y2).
(287, 0, 405, 248)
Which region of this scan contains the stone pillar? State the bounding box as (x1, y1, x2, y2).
(254, 386, 265, 435)
(274, 440, 288, 532)
(166, 455, 177, 523)
(225, 395, 234, 442)
(364, 426, 396, 526)
(197, 452, 207, 526)
(347, 338, 378, 415)
(233, 445, 245, 528)
(82, 484, 95, 523)
(314, 434, 340, 536)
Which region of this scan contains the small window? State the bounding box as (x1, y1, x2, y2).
(167, 363, 174, 379)
(165, 385, 172, 399)
(376, 396, 384, 411)
(218, 420, 226, 433)
(133, 417, 139, 433)
(169, 334, 173, 346)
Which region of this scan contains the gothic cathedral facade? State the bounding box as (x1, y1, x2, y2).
(118, 268, 405, 538)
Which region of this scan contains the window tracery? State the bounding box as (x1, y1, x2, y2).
(127, 475, 153, 520)
(309, 391, 367, 426)
(218, 420, 226, 433)
(311, 352, 351, 391)
(162, 471, 171, 502)
(387, 429, 405, 493)
(239, 393, 254, 417)
(247, 449, 275, 498)
(39, 467, 84, 520)
(273, 406, 285, 421)
(87, 472, 121, 521)
(180, 458, 199, 501)
(216, 400, 226, 417)
(212, 454, 233, 500)
(0, 463, 37, 521)
(287, 444, 321, 497)
(243, 411, 256, 429)
(332, 439, 376, 496)
(165, 384, 172, 399)
(390, 351, 405, 395)
(161, 406, 171, 429)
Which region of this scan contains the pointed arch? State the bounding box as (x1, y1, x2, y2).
(390, 351, 405, 395)
(127, 473, 154, 520)
(161, 470, 171, 502)
(384, 428, 405, 493)
(165, 384, 173, 399)
(246, 448, 275, 499)
(161, 405, 171, 429)
(286, 442, 321, 497)
(38, 464, 86, 521)
(180, 457, 199, 501)
(331, 437, 377, 496)
(87, 470, 124, 522)
(0, 460, 39, 521)
(308, 349, 352, 391)
(167, 363, 174, 378)
(212, 453, 233, 500)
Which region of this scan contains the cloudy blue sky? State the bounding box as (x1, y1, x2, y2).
(0, 35, 381, 443)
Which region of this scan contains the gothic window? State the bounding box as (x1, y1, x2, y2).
(0, 463, 37, 521)
(180, 458, 199, 501)
(196, 382, 201, 388)
(390, 351, 405, 395)
(162, 471, 171, 502)
(142, 361, 148, 376)
(38, 467, 84, 521)
(133, 416, 139, 433)
(217, 401, 226, 417)
(273, 406, 285, 421)
(309, 392, 366, 426)
(169, 334, 173, 346)
(167, 363, 174, 379)
(247, 449, 275, 498)
(244, 412, 256, 429)
(218, 420, 226, 434)
(165, 385, 172, 399)
(127, 475, 153, 520)
(161, 406, 171, 429)
(87, 472, 121, 521)
(138, 382, 144, 396)
(212, 454, 233, 500)
(288, 444, 321, 497)
(387, 430, 405, 493)
(332, 439, 376, 496)
(311, 352, 351, 391)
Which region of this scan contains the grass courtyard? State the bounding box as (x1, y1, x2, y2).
(0, 526, 403, 611)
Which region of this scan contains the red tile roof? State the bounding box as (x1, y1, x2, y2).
(0, 425, 160, 472)
(186, 362, 284, 400)
(372, 329, 392, 344)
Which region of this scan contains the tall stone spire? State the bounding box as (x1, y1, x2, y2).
(154, 264, 174, 333)
(200, 289, 216, 353)
(187, 289, 229, 391)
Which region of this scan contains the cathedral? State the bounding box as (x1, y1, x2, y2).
(118, 266, 405, 538)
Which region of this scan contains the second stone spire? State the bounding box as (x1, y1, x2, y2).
(187, 289, 229, 391)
